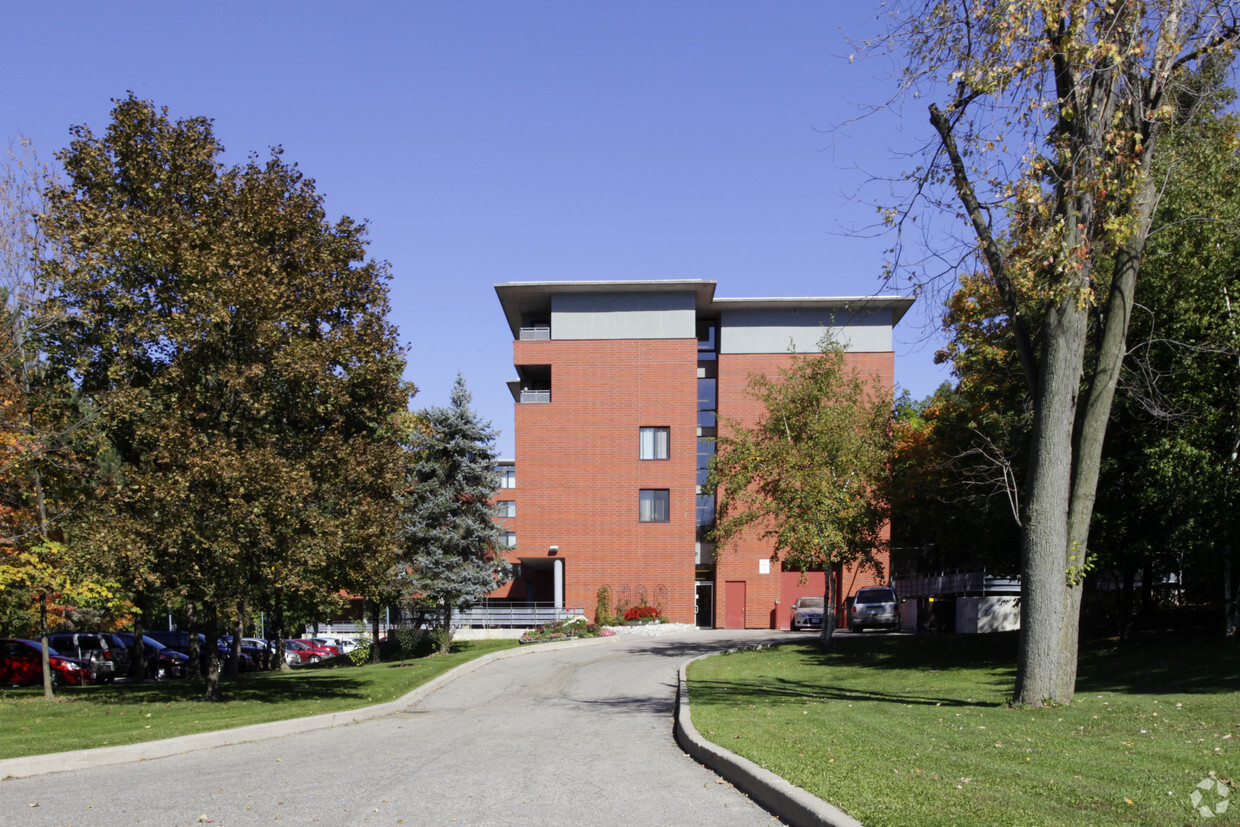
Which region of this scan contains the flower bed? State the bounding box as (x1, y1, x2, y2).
(623, 605, 663, 623)
(519, 617, 615, 645)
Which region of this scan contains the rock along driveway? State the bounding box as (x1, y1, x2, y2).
(1, 629, 787, 826)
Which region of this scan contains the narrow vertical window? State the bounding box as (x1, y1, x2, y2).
(639, 427, 670, 460)
(639, 489, 670, 523)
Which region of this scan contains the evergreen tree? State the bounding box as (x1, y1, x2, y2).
(398, 375, 511, 654)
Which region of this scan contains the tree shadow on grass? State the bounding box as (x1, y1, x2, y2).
(1075, 634, 1240, 696)
(81, 671, 374, 705)
(689, 675, 1005, 709)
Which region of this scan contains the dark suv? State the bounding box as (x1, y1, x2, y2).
(47, 632, 131, 683)
(847, 587, 901, 632)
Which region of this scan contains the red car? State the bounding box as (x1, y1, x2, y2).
(287, 639, 338, 663)
(0, 638, 94, 686)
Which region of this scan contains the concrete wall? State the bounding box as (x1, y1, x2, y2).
(552, 291, 697, 340)
(719, 307, 893, 354)
(956, 596, 1021, 633)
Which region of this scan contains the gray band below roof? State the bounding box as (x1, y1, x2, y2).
(551, 291, 697, 340)
(719, 307, 893, 353)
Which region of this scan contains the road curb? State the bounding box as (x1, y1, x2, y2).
(674, 643, 864, 827)
(0, 634, 615, 780)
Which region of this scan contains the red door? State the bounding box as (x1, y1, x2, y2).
(725, 581, 747, 628)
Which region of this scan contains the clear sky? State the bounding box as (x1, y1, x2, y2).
(4, 2, 953, 455)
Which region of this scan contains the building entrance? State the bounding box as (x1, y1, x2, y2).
(694, 582, 714, 628)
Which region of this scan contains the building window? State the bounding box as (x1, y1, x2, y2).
(696, 493, 715, 527)
(497, 466, 516, 488)
(639, 427, 670, 460)
(496, 500, 516, 518)
(500, 532, 517, 548)
(639, 489, 670, 523)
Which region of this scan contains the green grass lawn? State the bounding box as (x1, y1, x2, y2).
(688, 632, 1239, 827)
(0, 640, 516, 760)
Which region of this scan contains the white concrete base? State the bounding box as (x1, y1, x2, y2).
(452, 628, 527, 640)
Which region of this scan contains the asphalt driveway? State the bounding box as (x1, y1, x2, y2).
(0, 629, 787, 826)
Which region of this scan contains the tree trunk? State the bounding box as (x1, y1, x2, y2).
(203, 601, 222, 701)
(225, 602, 242, 678)
(185, 603, 200, 679)
(1014, 297, 1088, 707)
(273, 597, 290, 672)
(819, 562, 837, 649)
(132, 608, 147, 682)
(369, 598, 381, 664)
(39, 592, 53, 699)
(1058, 157, 1157, 702)
(439, 604, 453, 655)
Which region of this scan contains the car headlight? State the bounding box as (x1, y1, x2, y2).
(60, 661, 83, 671)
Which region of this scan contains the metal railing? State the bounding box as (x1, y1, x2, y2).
(892, 570, 1020, 599)
(519, 389, 551, 403)
(453, 602, 584, 628)
(519, 327, 551, 340)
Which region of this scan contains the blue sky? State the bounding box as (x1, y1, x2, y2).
(4, 2, 953, 455)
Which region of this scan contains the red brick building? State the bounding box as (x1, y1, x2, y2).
(490, 280, 912, 628)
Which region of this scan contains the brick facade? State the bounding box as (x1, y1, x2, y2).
(714, 351, 894, 628)
(491, 281, 910, 628)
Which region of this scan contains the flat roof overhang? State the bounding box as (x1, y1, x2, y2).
(495, 280, 718, 338)
(494, 279, 915, 337)
(711, 295, 915, 326)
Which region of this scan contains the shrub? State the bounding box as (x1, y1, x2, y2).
(347, 644, 372, 666)
(595, 585, 613, 625)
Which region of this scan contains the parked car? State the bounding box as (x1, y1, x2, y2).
(307, 638, 342, 656)
(289, 639, 337, 663)
(47, 632, 131, 683)
(217, 636, 264, 671)
(0, 638, 94, 686)
(145, 632, 255, 671)
(789, 596, 825, 631)
(240, 638, 277, 669)
(112, 633, 189, 681)
(848, 586, 901, 632)
(281, 640, 315, 665)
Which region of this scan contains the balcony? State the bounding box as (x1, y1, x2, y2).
(519, 389, 551, 404)
(519, 326, 551, 341)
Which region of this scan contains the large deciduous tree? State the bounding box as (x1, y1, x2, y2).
(397, 375, 510, 655)
(880, 0, 1239, 705)
(39, 95, 411, 699)
(706, 337, 893, 648)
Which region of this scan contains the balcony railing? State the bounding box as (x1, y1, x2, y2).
(520, 389, 551, 403)
(453, 602, 584, 628)
(519, 326, 551, 341)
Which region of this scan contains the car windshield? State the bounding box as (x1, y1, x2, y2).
(797, 598, 824, 609)
(855, 588, 896, 604)
(141, 636, 167, 650)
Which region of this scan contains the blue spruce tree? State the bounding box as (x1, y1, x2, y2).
(399, 375, 511, 653)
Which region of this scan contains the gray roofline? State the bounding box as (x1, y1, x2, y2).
(494, 279, 915, 337)
(495, 280, 718, 337)
(710, 295, 915, 325)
